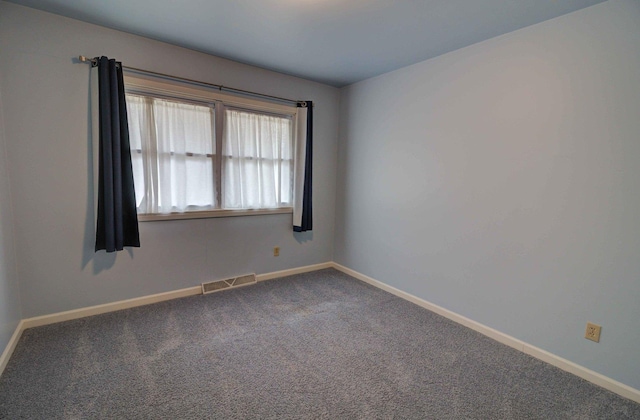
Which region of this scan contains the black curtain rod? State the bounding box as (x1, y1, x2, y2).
(78, 55, 308, 107)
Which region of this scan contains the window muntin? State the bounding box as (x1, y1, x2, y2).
(124, 79, 296, 217)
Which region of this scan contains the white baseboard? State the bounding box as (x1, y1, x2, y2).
(22, 286, 203, 330)
(0, 320, 25, 376)
(3, 261, 639, 405)
(0, 262, 334, 377)
(256, 262, 333, 282)
(522, 344, 640, 404)
(330, 262, 640, 405)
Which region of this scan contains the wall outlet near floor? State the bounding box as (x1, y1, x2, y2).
(273, 246, 280, 257)
(585, 322, 601, 342)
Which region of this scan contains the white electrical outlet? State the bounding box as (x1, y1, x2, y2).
(585, 322, 601, 343)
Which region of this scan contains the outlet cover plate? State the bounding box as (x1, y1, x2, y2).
(585, 322, 601, 343)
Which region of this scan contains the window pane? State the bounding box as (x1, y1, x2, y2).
(153, 98, 215, 212)
(223, 109, 293, 209)
(153, 99, 213, 155)
(171, 155, 214, 208)
(126, 94, 216, 214)
(126, 94, 152, 209)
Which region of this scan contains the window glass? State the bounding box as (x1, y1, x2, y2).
(224, 109, 293, 209)
(153, 98, 215, 211)
(125, 89, 295, 216)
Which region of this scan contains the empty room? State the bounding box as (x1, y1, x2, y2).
(1, 0, 639, 418)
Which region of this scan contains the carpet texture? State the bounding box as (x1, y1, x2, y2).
(1, 269, 639, 419)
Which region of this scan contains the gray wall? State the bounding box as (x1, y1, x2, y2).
(0, 1, 340, 318)
(0, 67, 22, 351)
(335, 0, 640, 391)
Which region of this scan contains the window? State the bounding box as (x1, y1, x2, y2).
(224, 109, 293, 209)
(124, 76, 297, 219)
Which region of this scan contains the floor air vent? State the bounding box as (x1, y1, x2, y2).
(201, 273, 256, 294)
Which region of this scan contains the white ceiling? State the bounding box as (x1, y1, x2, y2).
(7, 0, 606, 87)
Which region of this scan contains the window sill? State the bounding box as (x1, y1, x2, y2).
(138, 207, 293, 222)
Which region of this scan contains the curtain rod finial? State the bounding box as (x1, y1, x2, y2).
(78, 55, 97, 65)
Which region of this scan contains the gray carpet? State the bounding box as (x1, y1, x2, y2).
(1, 269, 639, 419)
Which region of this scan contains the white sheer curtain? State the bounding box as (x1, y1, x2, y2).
(223, 109, 293, 209)
(292, 105, 308, 228)
(127, 94, 215, 214)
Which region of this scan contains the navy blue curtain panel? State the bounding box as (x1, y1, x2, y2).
(94, 56, 140, 252)
(294, 101, 313, 232)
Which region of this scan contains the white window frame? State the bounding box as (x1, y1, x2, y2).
(124, 74, 299, 222)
